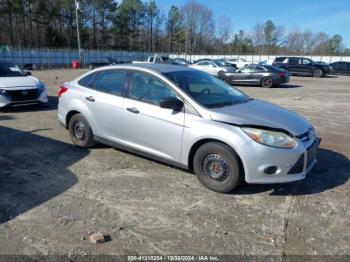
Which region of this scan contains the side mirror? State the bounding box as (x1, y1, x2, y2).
(26, 71, 31, 76)
(159, 97, 184, 111)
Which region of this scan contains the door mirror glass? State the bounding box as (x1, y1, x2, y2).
(159, 96, 184, 111)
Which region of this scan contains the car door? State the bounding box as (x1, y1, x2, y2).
(301, 58, 314, 75)
(251, 66, 267, 83)
(346, 63, 350, 75)
(287, 57, 300, 74)
(78, 69, 127, 141)
(338, 62, 349, 74)
(195, 61, 210, 74)
(235, 66, 255, 83)
(122, 70, 185, 162)
(207, 62, 219, 75)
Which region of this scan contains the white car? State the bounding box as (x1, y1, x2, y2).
(190, 61, 234, 76)
(226, 58, 249, 68)
(0, 63, 48, 108)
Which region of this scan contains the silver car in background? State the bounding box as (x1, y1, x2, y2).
(58, 64, 320, 193)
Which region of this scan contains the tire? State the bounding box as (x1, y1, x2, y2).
(223, 76, 231, 85)
(68, 114, 95, 148)
(217, 70, 225, 77)
(261, 77, 274, 88)
(313, 69, 323, 78)
(193, 142, 243, 193)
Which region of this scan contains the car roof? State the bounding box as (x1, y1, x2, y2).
(98, 63, 195, 73)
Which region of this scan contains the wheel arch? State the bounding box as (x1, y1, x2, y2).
(66, 110, 81, 129)
(187, 138, 244, 175)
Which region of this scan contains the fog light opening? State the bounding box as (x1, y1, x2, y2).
(264, 166, 278, 175)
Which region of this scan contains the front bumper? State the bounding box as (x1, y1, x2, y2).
(0, 88, 48, 108)
(241, 136, 320, 184)
(274, 75, 290, 84)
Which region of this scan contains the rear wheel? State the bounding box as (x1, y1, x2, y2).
(313, 69, 323, 78)
(68, 114, 95, 148)
(261, 77, 274, 88)
(193, 142, 243, 193)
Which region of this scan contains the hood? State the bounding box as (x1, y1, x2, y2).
(315, 63, 330, 68)
(0, 76, 39, 89)
(209, 99, 310, 136)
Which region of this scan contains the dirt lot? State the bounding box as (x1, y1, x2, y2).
(0, 69, 349, 257)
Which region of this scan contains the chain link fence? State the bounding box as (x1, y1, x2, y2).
(1, 48, 349, 69)
(170, 54, 350, 63)
(0, 48, 166, 69)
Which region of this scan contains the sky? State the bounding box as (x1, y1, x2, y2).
(157, 0, 350, 48)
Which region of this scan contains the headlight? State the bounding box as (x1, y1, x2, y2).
(38, 82, 45, 92)
(241, 127, 297, 148)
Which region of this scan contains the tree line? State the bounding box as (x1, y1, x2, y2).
(0, 0, 349, 55)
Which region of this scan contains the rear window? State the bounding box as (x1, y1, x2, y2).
(78, 73, 96, 87)
(91, 70, 127, 96)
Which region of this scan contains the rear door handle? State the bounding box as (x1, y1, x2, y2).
(85, 96, 95, 102)
(127, 107, 139, 114)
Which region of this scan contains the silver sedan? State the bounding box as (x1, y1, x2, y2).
(58, 64, 320, 193)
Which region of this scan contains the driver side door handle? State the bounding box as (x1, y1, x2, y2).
(127, 107, 139, 114)
(85, 96, 95, 102)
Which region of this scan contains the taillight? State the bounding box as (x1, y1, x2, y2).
(277, 72, 285, 77)
(58, 86, 68, 97)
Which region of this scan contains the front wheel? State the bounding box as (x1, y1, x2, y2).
(313, 69, 323, 78)
(68, 114, 95, 148)
(217, 70, 225, 78)
(193, 142, 243, 193)
(261, 77, 274, 88)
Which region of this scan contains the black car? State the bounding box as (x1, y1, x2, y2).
(273, 57, 330, 77)
(88, 57, 122, 70)
(221, 65, 289, 88)
(330, 61, 350, 75)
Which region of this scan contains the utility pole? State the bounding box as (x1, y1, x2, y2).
(75, 0, 82, 63)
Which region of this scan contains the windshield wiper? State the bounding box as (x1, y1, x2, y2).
(209, 98, 253, 108)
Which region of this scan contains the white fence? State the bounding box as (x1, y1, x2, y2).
(169, 54, 350, 63)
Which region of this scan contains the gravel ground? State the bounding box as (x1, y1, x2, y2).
(0, 69, 349, 257)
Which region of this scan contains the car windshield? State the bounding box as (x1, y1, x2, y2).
(0, 64, 26, 77)
(163, 70, 249, 108)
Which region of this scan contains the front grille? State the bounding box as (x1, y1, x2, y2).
(5, 89, 39, 102)
(288, 154, 304, 174)
(306, 141, 318, 167)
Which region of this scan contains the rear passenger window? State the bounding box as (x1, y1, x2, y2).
(92, 70, 127, 96)
(255, 66, 266, 72)
(288, 58, 299, 64)
(78, 73, 96, 87)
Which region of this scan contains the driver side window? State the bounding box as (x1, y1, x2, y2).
(129, 71, 177, 106)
